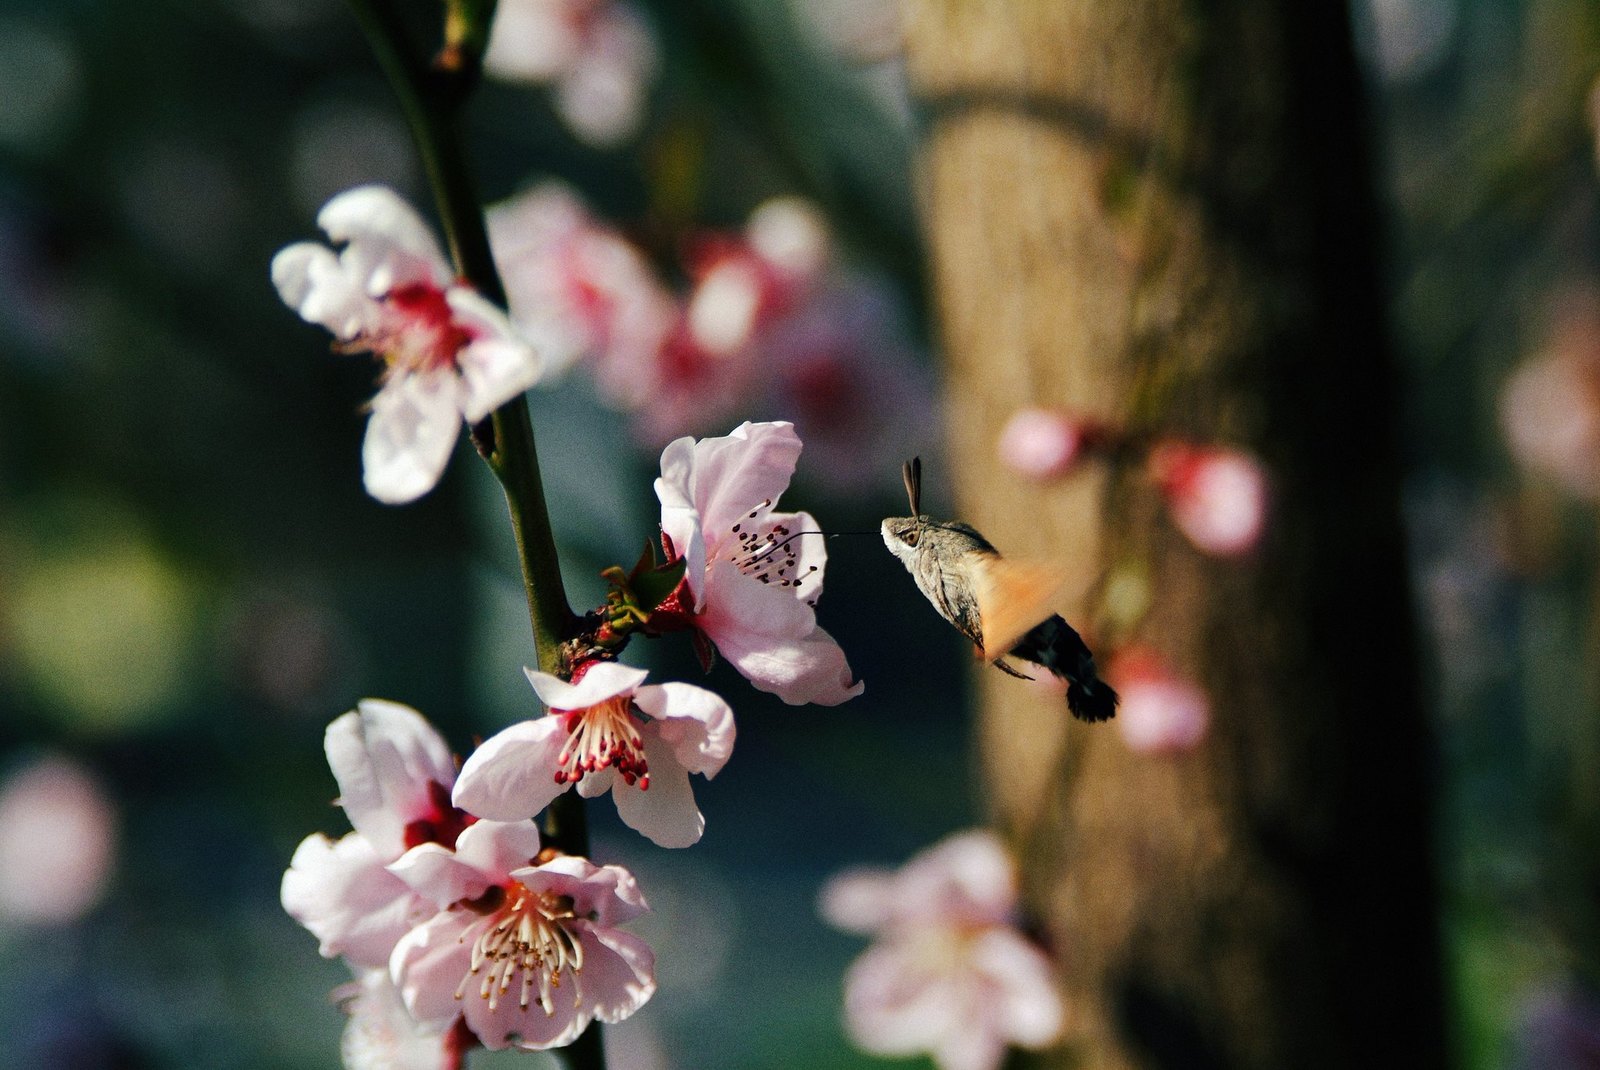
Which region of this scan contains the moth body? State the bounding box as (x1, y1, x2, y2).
(882, 459, 1118, 723)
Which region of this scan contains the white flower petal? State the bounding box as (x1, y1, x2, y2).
(632, 681, 735, 778)
(523, 662, 649, 711)
(453, 717, 569, 821)
(578, 926, 657, 1024)
(318, 185, 452, 296)
(281, 832, 425, 970)
(610, 740, 703, 848)
(450, 314, 542, 424)
(699, 557, 862, 705)
(976, 928, 1064, 1048)
(338, 969, 454, 1070)
(817, 867, 899, 935)
(362, 369, 463, 505)
(386, 842, 490, 907)
(454, 820, 544, 879)
(515, 856, 651, 927)
(325, 699, 457, 860)
(272, 242, 371, 340)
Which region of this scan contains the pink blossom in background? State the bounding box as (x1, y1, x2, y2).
(484, 0, 658, 146)
(1150, 441, 1268, 557)
(1500, 297, 1600, 499)
(819, 830, 1062, 1070)
(997, 407, 1089, 481)
(758, 277, 933, 494)
(272, 185, 543, 504)
(391, 821, 655, 1051)
(0, 756, 116, 925)
(654, 420, 864, 705)
(452, 661, 735, 848)
(1108, 649, 1209, 754)
(488, 181, 677, 402)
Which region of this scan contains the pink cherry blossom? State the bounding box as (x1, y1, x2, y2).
(997, 407, 1089, 481)
(1108, 648, 1209, 754)
(0, 756, 116, 925)
(391, 821, 655, 1051)
(654, 420, 863, 705)
(820, 830, 1063, 1070)
(281, 700, 473, 970)
(484, 0, 658, 146)
(451, 661, 734, 849)
(272, 185, 543, 504)
(1501, 297, 1600, 499)
(1150, 442, 1268, 557)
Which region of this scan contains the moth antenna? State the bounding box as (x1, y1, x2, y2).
(903, 456, 922, 515)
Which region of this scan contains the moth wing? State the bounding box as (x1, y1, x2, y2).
(911, 551, 986, 648)
(972, 556, 1072, 657)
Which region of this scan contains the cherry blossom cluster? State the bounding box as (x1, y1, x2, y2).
(283, 701, 656, 1064)
(997, 406, 1269, 559)
(274, 184, 865, 1063)
(820, 829, 1064, 1070)
(488, 182, 931, 490)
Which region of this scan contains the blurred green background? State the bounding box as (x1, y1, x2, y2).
(1, 0, 1599, 1067)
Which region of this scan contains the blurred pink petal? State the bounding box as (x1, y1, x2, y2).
(0, 756, 115, 925)
(997, 408, 1087, 480)
(1109, 649, 1209, 754)
(336, 969, 459, 1070)
(1151, 442, 1268, 557)
(1501, 300, 1600, 499)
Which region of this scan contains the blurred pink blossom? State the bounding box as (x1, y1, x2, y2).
(1150, 442, 1268, 556)
(820, 830, 1062, 1070)
(758, 277, 933, 493)
(654, 420, 864, 705)
(0, 756, 116, 925)
(1500, 299, 1600, 499)
(997, 408, 1090, 480)
(484, 0, 657, 146)
(453, 661, 735, 848)
(272, 185, 544, 504)
(1108, 649, 1209, 754)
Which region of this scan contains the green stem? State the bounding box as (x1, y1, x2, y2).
(341, 7, 600, 1066)
(343, 0, 575, 674)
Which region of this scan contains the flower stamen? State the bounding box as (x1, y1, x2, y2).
(552, 697, 650, 790)
(457, 888, 586, 1015)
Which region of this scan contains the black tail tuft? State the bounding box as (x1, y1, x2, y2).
(1010, 614, 1119, 724)
(1066, 676, 1119, 723)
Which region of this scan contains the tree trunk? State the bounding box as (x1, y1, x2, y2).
(902, 2, 1449, 1067)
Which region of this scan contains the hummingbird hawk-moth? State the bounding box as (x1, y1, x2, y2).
(880, 457, 1118, 723)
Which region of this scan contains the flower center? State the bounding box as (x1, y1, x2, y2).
(458, 886, 585, 1015)
(402, 780, 476, 850)
(727, 507, 820, 592)
(553, 697, 650, 790)
(365, 282, 473, 375)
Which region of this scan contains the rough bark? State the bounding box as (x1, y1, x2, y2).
(902, 2, 1449, 1067)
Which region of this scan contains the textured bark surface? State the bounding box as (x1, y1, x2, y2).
(902, 3, 1449, 1068)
